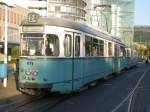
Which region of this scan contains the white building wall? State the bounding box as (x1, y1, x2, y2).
(28, 0, 47, 16)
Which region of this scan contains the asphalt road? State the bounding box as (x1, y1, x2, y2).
(0, 63, 150, 112)
(48, 64, 150, 112)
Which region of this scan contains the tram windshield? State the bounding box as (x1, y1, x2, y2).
(21, 33, 44, 56)
(21, 33, 60, 56)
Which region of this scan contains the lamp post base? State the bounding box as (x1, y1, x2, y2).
(3, 78, 7, 87)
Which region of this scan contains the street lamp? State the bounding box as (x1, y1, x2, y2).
(0, 1, 14, 87)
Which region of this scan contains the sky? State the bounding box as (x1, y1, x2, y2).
(4, 0, 28, 7)
(135, 0, 150, 25)
(3, 0, 150, 26)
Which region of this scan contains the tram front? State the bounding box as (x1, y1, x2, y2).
(18, 13, 75, 96)
(18, 13, 55, 95)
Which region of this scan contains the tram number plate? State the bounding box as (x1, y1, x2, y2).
(27, 62, 34, 66)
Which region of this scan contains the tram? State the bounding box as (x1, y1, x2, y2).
(18, 13, 138, 95)
(0, 41, 19, 87)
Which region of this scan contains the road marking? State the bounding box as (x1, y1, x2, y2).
(146, 104, 150, 112)
(111, 68, 149, 112)
(103, 84, 112, 86)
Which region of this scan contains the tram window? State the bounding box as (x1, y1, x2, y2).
(21, 33, 44, 56)
(85, 35, 92, 56)
(75, 36, 80, 57)
(21, 38, 44, 56)
(108, 42, 113, 56)
(120, 46, 126, 57)
(45, 34, 59, 56)
(126, 50, 131, 57)
(99, 40, 104, 56)
(123, 48, 126, 56)
(92, 38, 98, 56)
(114, 44, 119, 57)
(64, 34, 72, 57)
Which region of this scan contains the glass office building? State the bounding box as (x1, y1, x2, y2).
(86, 0, 134, 47)
(116, 0, 134, 47)
(86, 0, 112, 33)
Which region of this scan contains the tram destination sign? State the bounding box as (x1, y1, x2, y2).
(22, 26, 44, 32)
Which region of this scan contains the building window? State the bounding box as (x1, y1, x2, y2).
(64, 34, 72, 57)
(9, 11, 11, 23)
(55, 6, 60, 12)
(11, 12, 13, 23)
(14, 13, 16, 24)
(8, 11, 9, 22)
(0, 8, 2, 20)
(61, 6, 66, 12)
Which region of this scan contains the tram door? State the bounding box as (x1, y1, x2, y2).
(73, 33, 83, 90)
(113, 44, 120, 73)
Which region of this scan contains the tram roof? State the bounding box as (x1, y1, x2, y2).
(21, 16, 125, 46)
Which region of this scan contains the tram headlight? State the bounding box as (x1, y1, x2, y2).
(31, 70, 38, 76)
(25, 69, 38, 76)
(25, 70, 30, 75)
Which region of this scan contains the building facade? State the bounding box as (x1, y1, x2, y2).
(134, 26, 150, 44)
(28, 0, 87, 22)
(0, 4, 30, 42)
(86, 0, 134, 47)
(28, 0, 134, 47)
(28, 0, 47, 16)
(134, 26, 150, 57)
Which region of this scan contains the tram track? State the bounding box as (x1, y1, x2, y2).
(4, 94, 71, 112)
(111, 65, 150, 112)
(129, 65, 150, 112)
(0, 95, 43, 112)
(30, 94, 71, 112)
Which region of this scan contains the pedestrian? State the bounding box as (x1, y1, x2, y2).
(145, 57, 149, 64)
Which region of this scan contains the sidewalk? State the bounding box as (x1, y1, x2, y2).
(0, 74, 21, 100)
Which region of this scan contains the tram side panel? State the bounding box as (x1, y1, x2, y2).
(83, 57, 114, 85)
(120, 57, 127, 71)
(73, 58, 84, 91)
(113, 57, 120, 73)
